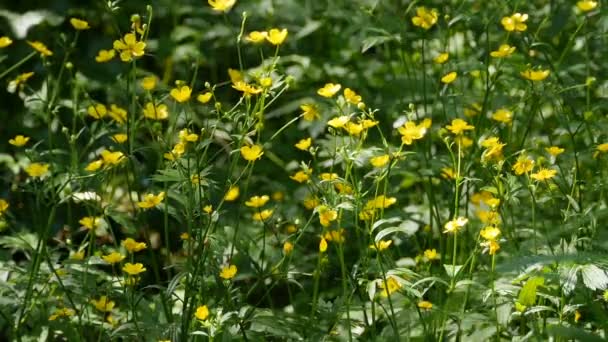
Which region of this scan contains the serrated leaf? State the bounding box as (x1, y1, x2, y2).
(517, 276, 544, 307)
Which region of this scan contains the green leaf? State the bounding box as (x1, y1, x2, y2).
(581, 264, 608, 291)
(517, 276, 545, 307)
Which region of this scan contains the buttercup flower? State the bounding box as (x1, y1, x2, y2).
(102, 252, 125, 264)
(70, 18, 90, 30)
(424, 248, 440, 262)
(232, 81, 262, 96)
(266, 28, 288, 45)
(25, 163, 50, 178)
(197, 92, 213, 104)
(170, 85, 192, 102)
(208, 0, 236, 12)
(240, 144, 264, 161)
(91, 296, 115, 312)
(434, 52, 449, 64)
(253, 209, 273, 221)
(141, 76, 157, 90)
(398, 121, 427, 145)
(220, 264, 237, 279)
(491, 108, 513, 124)
(113, 33, 146, 62)
(8, 72, 34, 93)
(143, 102, 169, 120)
(441, 71, 457, 84)
(0, 36, 12, 48)
(319, 237, 328, 253)
(300, 104, 319, 121)
(501, 13, 528, 32)
(370, 155, 390, 168)
(369, 239, 392, 251)
(100, 150, 125, 166)
(490, 44, 516, 58)
(327, 115, 350, 129)
(283, 241, 294, 254)
(379, 276, 402, 297)
(343, 88, 362, 105)
(49, 308, 75, 321)
(443, 216, 468, 234)
(27, 41, 53, 56)
(317, 83, 342, 98)
(247, 31, 268, 43)
(295, 137, 312, 151)
(530, 168, 557, 181)
(290, 170, 310, 183)
(512, 156, 534, 175)
(412, 7, 438, 30)
(123, 262, 146, 275)
(480, 226, 501, 241)
(109, 105, 127, 124)
(122, 238, 147, 253)
(245, 195, 269, 208)
(317, 205, 338, 227)
(577, 1, 598, 12)
(9, 135, 30, 147)
(95, 49, 115, 63)
(546, 146, 565, 157)
(418, 301, 433, 310)
(224, 186, 240, 201)
(137, 192, 165, 209)
(79, 216, 102, 230)
(446, 119, 474, 135)
(195, 305, 209, 320)
(521, 69, 550, 81)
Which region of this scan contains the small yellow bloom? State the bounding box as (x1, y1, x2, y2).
(170, 85, 192, 103)
(303, 196, 320, 210)
(317, 83, 342, 98)
(480, 226, 501, 241)
(412, 7, 438, 30)
(208, 0, 236, 12)
(370, 154, 390, 168)
(111, 133, 128, 144)
(490, 44, 516, 58)
(0, 36, 13, 48)
(228, 68, 243, 84)
(418, 301, 433, 310)
(232, 81, 262, 96)
(195, 305, 210, 320)
(240, 144, 264, 161)
(70, 18, 90, 30)
(100, 150, 125, 166)
(501, 13, 528, 32)
(441, 71, 457, 84)
(95, 49, 115, 63)
(246, 31, 268, 43)
(446, 118, 474, 135)
(491, 108, 513, 124)
(102, 252, 125, 264)
(253, 209, 273, 221)
(178, 129, 199, 142)
(87, 104, 107, 119)
(317, 205, 338, 227)
(91, 296, 115, 312)
(441, 167, 456, 180)
(197, 92, 213, 104)
(300, 104, 319, 121)
(261, 76, 272, 86)
(49, 308, 75, 321)
(79, 216, 102, 230)
(327, 115, 350, 129)
(343, 88, 362, 105)
(530, 168, 557, 181)
(141, 76, 157, 90)
(220, 264, 237, 279)
(319, 237, 328, 253)
(224, 186, 240, 201)
(290, 170, 310, 183)
(266, 28, 288, 45)
(295, 137, 312, 151)
(122, 237, 147, 253)
(113, 33, 146, 62)
(575, 310, 582, 322)
(596, 143, 608, 153)
(398, 121, 427, 145)
(245, 195, 270, 208)
(369, 239, 392, 251)
(25, 163, 50, 178)
(27, 41, 53, 56)
(480, 137, 506, 162)
(0, 199, 9, 216)
(546, 146, 565, 157)
(512, 156, 534, 175)
(577, 1, 598, 12)
(521, 69, 550, 81)
(143, 102, 169, 120)
(283, 241, 294, 254)
(344, 122, 364, 136)
(137, 192, 165, 209)
(85, 160, 103, 172)
(423, 248, 440, 262)
(123, 262, 147, 275)
(433, 52, 449, 64)
(379, 276, 402, 297)
(203, 205, 213, 214)
(443, 216, 468, 234)
(9, 135, 30, 147)
(108, 104, 127, 124)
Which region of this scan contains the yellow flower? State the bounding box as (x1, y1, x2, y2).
(85, 160, 103, 172)
(477, 210, 501, 225)
(253, 209, 273, 221)
(122, 238, 147, 253)
(300, 104, 319, 121)
(228, 68, 243, 84)
(480, 137, 505, 162)
(99, 150, 124, 166)
(208, 0, 236, 12)
(232, 81, 262, 96)
(87, 104, 107, 119)
(317, 205, 338, 227)
(397, 121, 427, 145)
(412, 7, 438, 30)
(0, 36, 13, 48)
(95, 49, 115, 63)
(9, 135, 30, 147)
(170, 85, 192, 103)
(220, 264, 237, 279)
(49, 308, 75, 321)
(27, 41, 53, 56)
(418, 301, 433, 310)
(343, 88, 362, 105)
(197, 92, 213, 104)
(433, 52, 449, 64)
(91, 296, 115, 312)
(79, 216, 102, 230)
(102, 252, 125, 264)
(113, 33, 146, 62)
(327, 115, 350, 129)
(303, 196, 320, 210)
(70, 18, 90, 30)
(179, 129, 199, 142)
(109, 104, 127, 124)
(25, 163, 50, 178)
(319, 237, 328, 253)
(370, 154, 390, 168)
(0, 199, 9, 216)
(379, 276, 402, 297)
(245, 195, 269, 208)
(512, 156, 534, 175)
(344, 122, 364, 136)
(141, 76, 157, 90)
(441, 167, 456, 180)
(266, 28, 288, 45)
(441, 71, 457, 84)
(283, 241, 294, 254)
(295, 137, 312, 151)
(364, 195, 397, 210)
(123, 262, 146, 275)
(246, 31, 268, 43)
(490, 44, 516, 58)
(481, 240, 501, 255)
(203, 205, 213, 214)
(546, 146, 565, 157)
(596, 143, 608, 153)
(423, 248, 440, 262)
(143, 102, 169, 120)
(521, 69, 550, 81)
(111, 133, 128, 144)
(224, 186, 240, 201)
(317, 83, 342, 98)
(443, 216, 468, 234)
(290, 170, 310, 183)
(195, 305, 210, 321)
(480, 226, 501, 241)
(491, 108, 513, 124)
(530, 168, 557, 181)
(240, 144, 264, 161)
(501, 13, 528, 32)
(8, 72, 34, 93)
(577, 1, 598, 12)
(137, 192, 165, 209)
(575, 310, 582, 322)
(369, 239, 392, 251)
(446, 118, 474, 135)
(324, 229, 346, 244)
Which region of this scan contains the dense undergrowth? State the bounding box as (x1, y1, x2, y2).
(1, 0, 608, 341)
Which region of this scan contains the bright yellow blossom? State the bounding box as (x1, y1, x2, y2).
(111, 133, 128, 144)
(480, 226, 501, 241)
(300, 104, 319, 121)
(327, 115, 350, 129)
(266, 28, 288, 45)
(178, 129, 199, 142)
(501, 13, 528, 32)
(70, 18, 90, 30)
(0, 36, 12, 48)
(317, 83, 342, 98)
(122, 238, 147, 253)
(521, 69, 550, 81)
(441, 71, 457, 84)
(418, 301, 433, 310)
(220, 264, 237, 279)
(25, 163, 50, 178)
(370, 154, 390, 168)
(434, 52, 449, 64)
(224, 186, 240, 201)
(424, 249, 440, 262)
(246, 31, 268, 43)
(85, 160, 103, 172)
(141, 76, 157, 90)
(100, 150, 124, 166)
(95, 49, 115, 63)
(143, 102, 169, 120)
(370, 239, 392, 251)
(443, 216, 468, 234)
(379, 276, 402, 297)
(446, 118, 474, 135)
(137, 192, 165, 209)
(253, 209, 273, 221)
(290, 170, 310, 183)
(317, 205, 338, 227)
(208, 0, 236, 12)
(91, 296, 115, 312)
(577, 1, 598, 12)
(295, 137, 312, 151)
(240, 144, 264, 161)
(344, 88, 362, 104)
(195, 305, 210, 320)
(123, 262, 146, 275)
(412, 7, 438, 30)
(245, 195, 269, 208)
(398, 121, 427, 145)
(79, 216, 102, 230)
(87, 104, 107, 119)
(113, 33, 146, 62)
(512, 156, 534, 175)
(490, 44, 516, 58)
(491, 108, 513, 124)
(27, 41, 53, 56)
(283, 241, 294, 254)
(9, 135, 30, 147)
(49, 308, 75, 321)
(197, 92, 213, 104)
(319, 237, 328, 253)
(546, 146, 565, 157)
(170, 85, 192, 102)
(102, 252, 125, 264)
(232, 81, 262, 96)
(530, 168, 557, 181)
